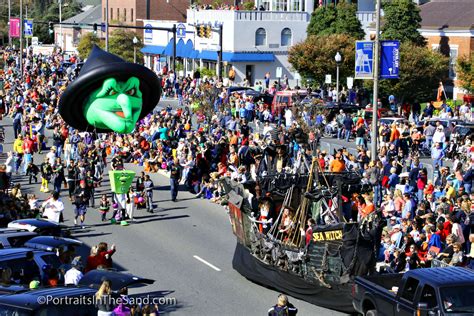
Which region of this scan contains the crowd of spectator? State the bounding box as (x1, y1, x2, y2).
(1, 45, 474, 288)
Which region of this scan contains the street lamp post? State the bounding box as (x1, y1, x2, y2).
(371, 0, 381, 161)
(59, 0, 62, 50)
(335, 52, 342, 103)
(105, 0, 109, 51)
(133, 36, 138, 63)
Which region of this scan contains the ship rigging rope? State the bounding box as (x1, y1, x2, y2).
(289, 157, 316, 246)
(268, 184, 294, 239)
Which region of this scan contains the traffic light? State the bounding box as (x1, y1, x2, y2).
(48, 22, 54, 35)
(93, 23, 98, 34)
(198, 24, 205, 38)
(205, 25, 212, 38)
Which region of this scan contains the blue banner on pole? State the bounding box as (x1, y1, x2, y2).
(355, 41, 374, 79)
(24, 19, 33, 38)
(380, 40, 400, 79)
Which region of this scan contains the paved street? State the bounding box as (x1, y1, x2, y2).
(1, 106, 347, 316)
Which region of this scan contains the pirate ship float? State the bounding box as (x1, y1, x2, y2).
(221, 156, 383, 313)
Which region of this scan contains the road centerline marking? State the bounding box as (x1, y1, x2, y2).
(193, 255, 221, 272)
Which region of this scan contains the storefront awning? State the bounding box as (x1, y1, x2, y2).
(141, 45, 166, 55)
(197, 50, 274, 62)
(223, 52, 275, 62)
(163, 39, 187, 57)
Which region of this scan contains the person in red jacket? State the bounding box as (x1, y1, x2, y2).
(96, 242, 116, 269)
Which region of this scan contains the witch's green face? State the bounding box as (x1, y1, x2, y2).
(83, 77, 142, 134)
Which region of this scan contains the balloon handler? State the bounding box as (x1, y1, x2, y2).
(58, 45, 161, 134)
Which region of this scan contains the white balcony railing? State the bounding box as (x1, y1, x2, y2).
(356, 11, 376, 23)
(187, 9, 309, 23)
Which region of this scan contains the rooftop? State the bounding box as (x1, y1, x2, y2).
(62, 5, 102, 26)
(419, 0, 474, 30)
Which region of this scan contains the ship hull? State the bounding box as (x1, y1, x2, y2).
(232, 242, 355, 313)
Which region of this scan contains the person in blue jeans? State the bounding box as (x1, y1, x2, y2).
(343, 115, 354, 142)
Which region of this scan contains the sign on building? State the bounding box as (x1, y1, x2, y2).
(380, 40, 400, 79)
(325, 74, 332, 84)
(176, 23, 186, 39)
(355, 41, 374, 79)
(347, 77, 354, 89)
(24, 19, 33, 38)
(9, 18, 20, 38)
(276, 67, 282, 78)
(144, 24, 153, 44)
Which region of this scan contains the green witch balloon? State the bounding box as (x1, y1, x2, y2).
(58, 45, 161, 133)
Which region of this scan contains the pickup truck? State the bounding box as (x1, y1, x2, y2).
(352, 267, 474, 316)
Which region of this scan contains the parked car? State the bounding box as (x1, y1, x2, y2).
(0, 286, 97, 315)
(379, 117, 409, 127)
(24, 236, 82, 252)
(8, 219, 65, 237)
(0, 248, 62, 283)
(352, 267, 474, 316)
(271, 90, 315, 114)
(451, 123, 474, 141)
(418, 118, 465, 140)
(78, 269, 155, 291)
(0, 229, 37, 249)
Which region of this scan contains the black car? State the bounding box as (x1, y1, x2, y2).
(78, 269, 155, 291)
(0, 287, 97, 315)
(8, 219, 66, 237)
(452, 123, 474, 140)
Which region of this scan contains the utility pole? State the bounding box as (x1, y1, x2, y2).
(172, 24, 176, 74)
(59, 0, 62, 50)
(217, 23, 223, 81)
(25, 5, 28, 48)
(8, 0, 11, 46)
(370, 0, 381, 161)
(19, 0, 23, 79)
(105, 0, 109, 51)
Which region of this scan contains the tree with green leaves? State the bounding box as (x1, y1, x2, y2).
(30, 0, 82, 44)
(381, 0, 425, 46)
(77, 32, 103, 59)
(307, 2, 364, 40)
(457, 56, 474, 95)
(109, 28, 143, 63)
(369, 42, 448, 103)
(288, 33, 355, 85)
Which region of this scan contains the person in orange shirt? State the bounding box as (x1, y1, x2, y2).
(359, 195, 375, 219)
(229, 131, 239, 146)
(329, 152, 346, 172)
(390, 123, 400, 143)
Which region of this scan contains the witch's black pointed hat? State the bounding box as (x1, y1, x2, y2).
(58, 45, 161, 132)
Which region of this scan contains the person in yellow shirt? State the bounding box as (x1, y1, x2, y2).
(13, 135, 24, 174)
(445, 181, 456, 202)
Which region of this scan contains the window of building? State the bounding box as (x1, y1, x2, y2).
(110, 8, 113, 20)
(131, 8, 134, 22)
(275, 0, 288, 11)
(449, 46, 458, 79)
(103, 8, 106, 20)
(281, 28, 292, 46)
(292, 0, 300, 11)
(117, 8, 119, 21)
(124, 8, 127, 22)
(255, 28, 266, 46)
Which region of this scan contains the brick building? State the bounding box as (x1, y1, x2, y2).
(419, 0, 474, 100)
(101, 0, 234, 27)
